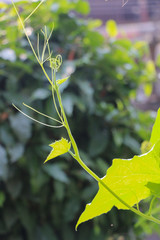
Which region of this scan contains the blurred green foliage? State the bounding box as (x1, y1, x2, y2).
(0, 0, 157, 239)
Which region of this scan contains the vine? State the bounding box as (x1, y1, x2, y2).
(11, 0, 160, 230)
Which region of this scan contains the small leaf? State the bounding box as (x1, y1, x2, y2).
(57, 76, 69, 85)
(106, 20, 118, 37)
(44, 138, 71, 163)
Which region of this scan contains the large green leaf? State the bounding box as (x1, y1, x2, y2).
(76, 139, 160, 228)
(76, 108, 160, 229)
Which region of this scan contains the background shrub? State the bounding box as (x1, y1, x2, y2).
(0, 1, 156, 239)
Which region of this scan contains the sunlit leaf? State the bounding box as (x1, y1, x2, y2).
(76, 139, 160, 229)
(57, 76, 69, 85)
(76, 108, 160, 228)
(106, 20, 118, 37)
(44, 138, 71, 163)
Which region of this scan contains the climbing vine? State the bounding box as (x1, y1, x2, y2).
(11, 0, 160, 231)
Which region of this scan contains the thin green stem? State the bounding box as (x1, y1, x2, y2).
(54, 71, 79, 157)
(37, 33, 40, 60)
(148, 196, 156, 216)
(41, 28, 47, 63)
(11, 0, 54, 88)
(40, 63, 54, 87)
(51, 69, 64, 123)
(24, 0, 45, 23)
(12, 104, 64, 128)
(23, 102, 62, 124)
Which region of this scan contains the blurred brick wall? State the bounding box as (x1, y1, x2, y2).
(87, 0, 160, 23)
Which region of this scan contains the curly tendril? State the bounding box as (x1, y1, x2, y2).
(49, 54, 62, 72)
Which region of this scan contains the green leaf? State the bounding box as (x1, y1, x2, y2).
(106, 20, 118, 37)
(44, 138, 71, 163)
(57, 76, 69, 85)
(76, 139, 160, 229)
(150, 108, 160, 146)
(75, 0, 90, 15)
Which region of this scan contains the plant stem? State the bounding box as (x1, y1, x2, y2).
(54, 71, 79, 157)
(148, 196, 156, 216)
(54, 72, 160, 226)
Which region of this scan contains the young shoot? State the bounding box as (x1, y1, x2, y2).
(11, 0, 160, 230)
